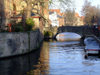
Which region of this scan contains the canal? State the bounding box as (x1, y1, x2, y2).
(0, 41, 100, 75)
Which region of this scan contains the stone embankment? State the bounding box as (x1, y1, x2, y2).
(0, 29, 43, 58)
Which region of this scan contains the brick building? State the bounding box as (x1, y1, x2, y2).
(0, 0, 49, 31)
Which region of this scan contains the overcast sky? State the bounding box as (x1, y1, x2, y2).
(49, 0, 100, 16)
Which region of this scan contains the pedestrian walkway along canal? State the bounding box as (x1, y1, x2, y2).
(0, 41, 100, 75)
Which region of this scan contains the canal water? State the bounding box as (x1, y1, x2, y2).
(0, 41, 100, 75)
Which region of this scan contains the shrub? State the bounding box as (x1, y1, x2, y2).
(11, 18, 35, 32)
(25, 18, 35, 31)
(11, 22, 24, 32)
(44, 31, 53, 37)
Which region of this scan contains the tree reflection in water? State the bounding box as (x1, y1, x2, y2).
(27, 42, 49, 75)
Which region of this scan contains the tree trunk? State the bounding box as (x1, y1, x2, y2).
(0, 0, 6, 30)
(26, 0, 32, 18)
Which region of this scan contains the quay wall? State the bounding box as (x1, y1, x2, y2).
(0, 29, 43, 58)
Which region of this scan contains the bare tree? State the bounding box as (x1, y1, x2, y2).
(81, 0, 100, 25)
(64, 9, 77, 26)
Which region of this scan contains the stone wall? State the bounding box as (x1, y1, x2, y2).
(0, 29, 43, 58)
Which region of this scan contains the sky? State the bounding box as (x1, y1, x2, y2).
(73, 0, 84, 15)
(74, 0, 100, 16)
(50, 0, 100, 16)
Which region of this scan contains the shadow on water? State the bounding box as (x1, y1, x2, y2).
(0, 42, 50, 75)
(0, 49, 41, 75)
(0, 42, 47, 75)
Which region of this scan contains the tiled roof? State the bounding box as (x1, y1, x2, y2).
(75, 13, 80, 17)
(49, 9, 60, 14)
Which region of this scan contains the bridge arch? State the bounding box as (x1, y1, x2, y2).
(56, 26, 93, 36)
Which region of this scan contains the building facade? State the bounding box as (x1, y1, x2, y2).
(49, 12, 59, 27)
(49, 9, 64, 27)
(0, 0, 49, 31)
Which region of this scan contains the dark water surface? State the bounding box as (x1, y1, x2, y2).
(0, 41, 100, 75)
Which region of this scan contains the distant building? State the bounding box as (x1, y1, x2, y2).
(49, 12, 59, 27)
(49, 9, 64, 27)
(59, 13, 64, 27)
(74, 13, 84, 26)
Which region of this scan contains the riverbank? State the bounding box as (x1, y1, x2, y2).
(0, 29, 43, 58)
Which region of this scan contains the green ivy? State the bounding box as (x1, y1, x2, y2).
(25, 18, 35, 31)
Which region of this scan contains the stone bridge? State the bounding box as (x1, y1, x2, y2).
(44, 25, 94, 39)
(56, 26, 93, 36)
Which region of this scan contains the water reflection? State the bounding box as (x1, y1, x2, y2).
(0, 41, 100, 75)
(0, 42, 49, 75)
(49, 41, 100, 75)
(27, 42, 49, 75)
(0, 47, 42, 75)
